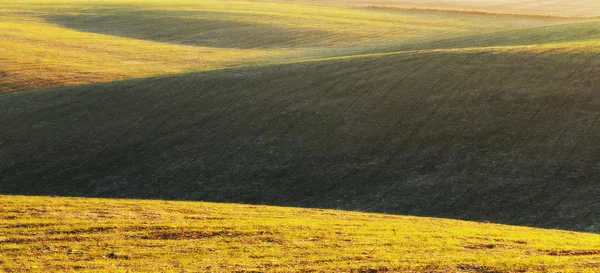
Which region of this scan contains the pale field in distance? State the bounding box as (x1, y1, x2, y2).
(289, 0, 600, 17)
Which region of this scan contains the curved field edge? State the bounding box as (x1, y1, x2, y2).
(4, 44, 600, 232)
(2, 195, 600, 272)
(0, 0, 577, 93)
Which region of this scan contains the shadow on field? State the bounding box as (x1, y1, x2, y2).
(426, 20, 600, 49)
(2, 48, 600, 232)
(47, 10, 332, 49)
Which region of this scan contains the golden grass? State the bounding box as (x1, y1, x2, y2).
(0, 14, 293, 93)
(2, 195, 600, 272)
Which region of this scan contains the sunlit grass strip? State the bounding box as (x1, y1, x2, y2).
(0, 15, 293, 93)
(1, 195, 600, 272)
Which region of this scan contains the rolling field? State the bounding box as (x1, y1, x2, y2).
(4, 0, 600, 271)
(0, 0, 571, 93)
(4, 31, 600, 231)
(3, 195, 600, 272)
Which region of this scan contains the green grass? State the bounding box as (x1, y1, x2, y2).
(3, 195, 600, 272)
(5, 1, 600, 271)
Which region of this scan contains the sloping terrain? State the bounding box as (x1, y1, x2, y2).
(0, 0, 571, 93)
(3, 16, 600, 231)
(3, 195, 600, 272)
(6, 0, 600, 271)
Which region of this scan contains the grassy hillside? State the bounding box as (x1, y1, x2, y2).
(5, 0, 600, 234)
(5, 1, 600, 271)
(3, 22, 600, 232)
(3, 195, 600, 272)
(0, 0, 572, 93)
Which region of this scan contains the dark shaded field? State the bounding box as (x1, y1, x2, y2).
(48, 10, 332, 49)
(3, 45, 600, 231)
